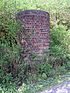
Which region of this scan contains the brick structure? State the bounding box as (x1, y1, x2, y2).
(17, 10, 50, 56)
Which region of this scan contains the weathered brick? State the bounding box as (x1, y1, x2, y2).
(17, 10, 50, 54)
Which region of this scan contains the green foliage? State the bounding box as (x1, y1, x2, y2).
(50, 25, 70, 54)
(37, 63, 52, 77)
(0, 0, 70, 93)
(57, 66, 67, 75)
(65, 61, 70, 70)
(50, 25, 70, 70)
(0, 4, 21, 87)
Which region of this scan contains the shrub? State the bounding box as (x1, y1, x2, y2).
(50, 25, 70, 69)
(0, 10, 21, 87)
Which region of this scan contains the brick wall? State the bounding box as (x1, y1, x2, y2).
(17, 10, 50, 55)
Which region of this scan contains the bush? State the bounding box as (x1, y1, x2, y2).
(50, 25, 70, 69)
(0, 10, 21, 87)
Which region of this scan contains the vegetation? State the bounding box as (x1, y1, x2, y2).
(0, 0, 70, 93)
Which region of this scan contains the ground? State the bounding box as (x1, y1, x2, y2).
(39, 80, 70, 93)
(18, 73, 70, 93)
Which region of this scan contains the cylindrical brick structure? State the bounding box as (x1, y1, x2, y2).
(17, 10, 50, 56)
